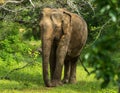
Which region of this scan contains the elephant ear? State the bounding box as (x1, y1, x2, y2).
(50, 9, 72, 35)
(50, 12, 63, 27)
(62, 11, 72, 34)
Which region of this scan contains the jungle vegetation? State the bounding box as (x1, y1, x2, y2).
(0, 0, 120, 93)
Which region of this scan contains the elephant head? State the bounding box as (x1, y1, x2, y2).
(39, 8, 72, 87)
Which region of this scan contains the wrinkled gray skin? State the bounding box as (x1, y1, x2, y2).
(39, 8, 88, 87)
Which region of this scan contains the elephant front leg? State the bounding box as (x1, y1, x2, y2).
(52, 35, 70, 86)
(51, 15, 72, 86)
(50, 42, 57, 80)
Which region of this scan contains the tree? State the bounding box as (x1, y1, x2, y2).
(82, 0, 120, 92)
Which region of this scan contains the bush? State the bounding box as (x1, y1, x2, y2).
(0, 21, 35, 62)
(84, 22, 120, 88)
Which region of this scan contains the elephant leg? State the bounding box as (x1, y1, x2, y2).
(52, 36, 70, 86)
(62, 57, 71, 83)
(51, 14, 72, 86)
(50, 42, 57, 80)
(69, 56, 78, 84)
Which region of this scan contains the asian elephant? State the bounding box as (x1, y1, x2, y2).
(39, 8, 88, 87)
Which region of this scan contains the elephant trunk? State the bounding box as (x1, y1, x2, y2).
(42, 34, 53, 87)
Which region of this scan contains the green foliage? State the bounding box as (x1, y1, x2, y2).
(84, 15, 120, 88)
(0, 21, 40, 63)
(15, 7, 41, 40)
(78, 0, 120, 89)
(85, 40, 119, 88)
(93, 0, 120, 22)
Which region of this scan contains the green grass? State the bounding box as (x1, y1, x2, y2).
(0, 60, 118, 93)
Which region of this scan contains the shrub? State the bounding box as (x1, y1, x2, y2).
(0, 21, 34, 62)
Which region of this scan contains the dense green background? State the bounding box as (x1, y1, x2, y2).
(0, 0, 120, 93)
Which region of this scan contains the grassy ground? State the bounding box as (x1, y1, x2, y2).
(0, 40, 118, 93)
(0, 60, 117, 93)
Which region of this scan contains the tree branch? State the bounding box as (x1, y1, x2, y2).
(0, 62, 34, 80)
(0, 0, 24, 7)
(0, 0, 36, 12)
(29, 0, 35, 8)
(5, 0, 24, 3)
(81, 0, 95, 16)
(86, 18, 112, 48)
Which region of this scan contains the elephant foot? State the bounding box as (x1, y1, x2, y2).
(69, 78, 77, 84)
(62, 79, 69, 84)
(50, 80, 63, 87)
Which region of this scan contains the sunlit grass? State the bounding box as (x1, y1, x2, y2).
(0, 60, 117, 93)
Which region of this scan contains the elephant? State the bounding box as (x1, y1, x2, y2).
(39, 8, 88, 87)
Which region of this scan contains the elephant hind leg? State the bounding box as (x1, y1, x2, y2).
(62, 57, 71, 83)
(69, 56, 78, 84)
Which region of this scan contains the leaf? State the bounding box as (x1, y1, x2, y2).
(100, 5, 110, 14)
(109, 11, 117, 22)
(111, 0, 117, 4)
